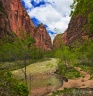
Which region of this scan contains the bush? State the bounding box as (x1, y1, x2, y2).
(0, 70, 29, 96)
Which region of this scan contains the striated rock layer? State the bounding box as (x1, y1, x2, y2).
(53, 15, 93, 48)
(0, 0, 52, 50)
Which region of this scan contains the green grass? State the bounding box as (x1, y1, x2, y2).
(75, 63, 93, 79)
(56, 66, 82, 79)
(65, 68, 82, 79)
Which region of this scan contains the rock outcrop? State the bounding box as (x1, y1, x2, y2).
(0, 0, 52, 50)
(65, 15, 88, 45)
(53, 32, 67, 49)
(34, 24, 52, 50)
(53, 15, 93, 48)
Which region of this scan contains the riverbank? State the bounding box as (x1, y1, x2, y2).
(50, 66, 93, 96)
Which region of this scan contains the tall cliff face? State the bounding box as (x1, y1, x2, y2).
(53, 33, 67, 49)
(0, 0, 52, 50)
(34, 24, 52, 50)
(53, 15, 93, 48)
(1, 0, 35, 37)
(65, 15, 88, 45)
(0, 1, 14, 39)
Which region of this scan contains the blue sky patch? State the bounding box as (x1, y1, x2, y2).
(48, 30, 56, 35)
(31, 18, 56, 35)
(44, 24, 48, 28)
(31, 17, 40, 27)
(31, 0, 46, 7)
(21, 0, 25, 8)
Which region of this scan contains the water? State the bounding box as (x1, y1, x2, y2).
(28, 73, 62, 96)
(13, 58, 62, 96)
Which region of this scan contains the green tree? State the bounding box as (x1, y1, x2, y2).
(0, 30, 36, 84)
(75, 39, 93, 65)
(0, 70, 28, 96)
(13, 35, 36, 84)
(55, 44, 77, 75)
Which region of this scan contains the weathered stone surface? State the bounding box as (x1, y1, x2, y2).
(66, 15, 88, 45)
(53, 15, 93, 48)
(53, 32, 67, 48)
(0, 0, 52, 50)
(34, 24, 52, 50)
(0, 1, 14, 39)
(1, 0, 35, 37)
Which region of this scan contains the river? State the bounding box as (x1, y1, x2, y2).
(13, 58, 62, 96)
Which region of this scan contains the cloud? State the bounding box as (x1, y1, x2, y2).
(21, 0, 32, 9)
(21, 0, 73, 40)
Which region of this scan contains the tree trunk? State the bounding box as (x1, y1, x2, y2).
(24, 59, 27, 84)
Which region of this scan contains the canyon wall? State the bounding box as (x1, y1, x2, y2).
(53, 15, 93, 48)
(0, 0, 52, 50)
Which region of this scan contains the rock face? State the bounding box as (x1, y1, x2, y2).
(53, 15, 93, 48)
(1, 0, 35, 37)
(0, 1, 13, 39)
(53, 32, 67, 49)
(0, 0, 52, 50)
(65, 15, 88, 45)
(34, 24, 52, 50)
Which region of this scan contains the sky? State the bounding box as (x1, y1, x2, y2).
(21, 0, 73, 40)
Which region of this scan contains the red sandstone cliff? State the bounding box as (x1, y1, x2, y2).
(1, 0, 35, 37)
(0, 0, 52, 50)
(65, 15, 88, 45)
(53, 33, 67, 49)
(53, 15, 93, 48)
(34, 24, 52, 50)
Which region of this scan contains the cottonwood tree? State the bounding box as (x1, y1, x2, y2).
(0, 30, 36, 84)
(13, 30, 36, 84)
(55, 43, 77, 75)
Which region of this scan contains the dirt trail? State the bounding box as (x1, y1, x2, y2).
(58, 67, 93, 90)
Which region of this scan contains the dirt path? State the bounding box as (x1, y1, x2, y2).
(58, 67, 93, 90)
